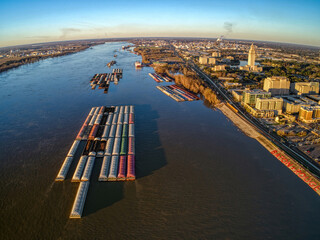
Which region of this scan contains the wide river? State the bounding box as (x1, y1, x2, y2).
(0, 42, 319, 240)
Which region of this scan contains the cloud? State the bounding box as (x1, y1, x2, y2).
(25, 36, 51, 39)
(224, 22, 233, 34)
(60, 28, 81, 39)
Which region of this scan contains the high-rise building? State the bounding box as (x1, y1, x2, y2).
(299, 106, 320, 122)
(239, 44, 263, 72)
(282, 96, 313, 113)
(290, 82, 319, 95)
(299, 106, 314, 121)
(199, 56, 209, 64)
(242, 89, 271, 106)
(208, 57, 216, 64)
(255, 97, 283, 111)
(313, 107, 320, 118)
(263, 76, 290, 96)
(212, 65, 228, 71)
(248, 44, 255, 67)
(212, 51, 221, 57)
(231, 89, 244, 102)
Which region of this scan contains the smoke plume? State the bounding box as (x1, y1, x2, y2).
(60, 28, 81, 39)
(224, 22, 233, 35)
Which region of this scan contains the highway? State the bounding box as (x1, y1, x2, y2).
(172, 47, 320, 178)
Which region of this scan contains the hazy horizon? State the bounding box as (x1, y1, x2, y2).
(0, 0, 319, 48)
(1, 36, 320, 50)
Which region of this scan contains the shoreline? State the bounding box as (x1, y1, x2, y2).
(0, 41, 112, 74)
(0, 48, 89, 73)
(218, 102, 320, 196)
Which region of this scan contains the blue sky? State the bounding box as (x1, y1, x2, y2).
(0, 0, 319, 47)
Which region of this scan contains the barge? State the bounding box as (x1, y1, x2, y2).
(99, 155, 111, 181)
(156, 85, 199, 102)
(55, 140, 80, 181)
(72, 156, 88, 182)
(108, 155, 119, 181)
(135, 61, 142, 68)
(81, 156, 95, 181)
(117, 156, 127, 181)
(107, 60, 116, 67)
(90, 71, 123, 93)
(149, 73, 173, 82)
(69, 181, 89, 218)
(56, 105, 136, 218)
(55, 156, 73, 181)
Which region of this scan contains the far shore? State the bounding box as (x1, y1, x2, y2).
(0, 47, 90, 73)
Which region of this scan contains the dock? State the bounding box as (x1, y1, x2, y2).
(55, 105, 136, 218)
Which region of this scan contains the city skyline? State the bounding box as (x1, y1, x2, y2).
(0, 0, 320, 48)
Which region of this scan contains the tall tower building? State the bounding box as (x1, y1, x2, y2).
(248, 44, 256, 67)
(240, 44, 262, 72)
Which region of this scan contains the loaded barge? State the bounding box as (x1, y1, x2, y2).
(55, 140, 80, 181)
(70, 181, 89, 218)
(90, 69, 123, 93)
(55, 105, 136, 218)
(107, 60, 116, 67)
(157, 84, 199, 102)
(149, 73, 173, 82)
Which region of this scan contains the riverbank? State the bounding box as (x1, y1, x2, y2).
(218, 102, 320, 196)
(0, 48, 90, 73)
(0, 39, 114, 73)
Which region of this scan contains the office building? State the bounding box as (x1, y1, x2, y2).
(255, 97, 283, 111)
(208, 57, 216, 64)
(242, 89, 271, 106)
(199, 56, 209, 64)
(282, 96, 313, 114)
(299, 106, 315, 121)
(290, 82, 319, 95)
(263, 76, 290, 96)
(212, 51, 221, 57)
